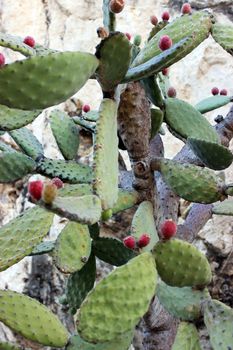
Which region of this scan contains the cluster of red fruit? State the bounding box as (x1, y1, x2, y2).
(28, 177, 63, 203)
(211, 87, 228, 96)
(123, 233, 151, 250)
(151, 3, 192, 26)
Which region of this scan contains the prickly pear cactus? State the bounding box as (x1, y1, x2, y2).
(0, 2, 232, 350)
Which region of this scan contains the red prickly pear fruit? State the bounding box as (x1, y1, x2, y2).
(150, 15, 158, 26)
(83, 104, 90, 113)
(28, 180, 43, 201)
(123, 236, 136, 250)
(137, 233, 151, 248)
(159, 35, 173, 51)
(167, 87, 177, 98)
(52, 177, 64, 189)
(162, 11, 170, 21)
(162, 67, 169, 76)
(0, 53, 5, 67)
(109, 0, 125, 14)
(181, 3, 192, 14)
(42, 182, 57, 204)
(23, 36, 36, 48)
(211, 87, 219, 96)
(125, 33, 132, 41)
(220, 89, 228, 96)
(160, 220, 177, 239)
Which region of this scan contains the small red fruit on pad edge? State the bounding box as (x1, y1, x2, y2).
(160, 220, 177, 239)
(162, 11, 170, 21)
(125, 32, 132, 41)
(162, 67, 169, 76)
(137, 233, 151, 248)
(28, 180, 43, 201)
(181, 3, 192, 15)
(220, 89, 228, 96)
(123, 236, 136, 250)
(167, 87, 177, 98)
(83, 104, 90, 113)
(23, 36, 36, 48)
(109, 0, 125, 14)
(150, 15, 158, 26)
(52, 177, 64, 189)
(159, 35, 173, 51)
(0, 53, 5, 67)
(211, 87, 219, 96)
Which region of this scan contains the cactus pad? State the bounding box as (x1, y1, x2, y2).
(157, 280, 209, 321)
(158, 159, 224, 203)
(0, 32, 35, 57)
(53, 222, 91, 273)
(92, 237, 137, 266)
(50, 110, 79, 160)
(0, 207, 53, 271)
(83, 110, 99, 122)
(151, 108, 164, 139)
(0, 341, 22, 350)
(30, 240, 55, 256)
(112, 189, 139, 214)
(77, 253, 157, 343)
(164, 98, 219, 143)
(153, 239, 212, 288)
(93, 99, 118, 210)
(47, 195, 101, 225)
(131, 201, 159, 252)
(132, 11, 212, 67)
(0, 52, 99, 110)
(58, 183, 92, 197)
(212, 23, 233, 55)
(204, 299, 233, 350)
(66, 254, 96, 314)
(195, 95, 232, 114)
(0, 104, 41, 131)
(9, 127, 44, 160)
(0, 151, 36, 183)
(172, 322, 201, 350)
(95, 33, 131, 91)
(212, 199, 233, 215)
(37, 157, 92, 183)
(0, 290, 69, 347)
(188, 137, 233, 170)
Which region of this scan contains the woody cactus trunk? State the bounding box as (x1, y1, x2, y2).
(0, 1, 233, 349)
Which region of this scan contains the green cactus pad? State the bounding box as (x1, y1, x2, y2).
(0, 52, 99, 110)
(9, 127, 44, 160)
(204, 299, 233, 350)
(50, 110, 79, 160)
(58, 184, 92, 197)
(0, 151, 36, 183)
(158, 71, 171, 98)
(164, 98, 219, 143)
(0, 290, 69, 347)
(0, 104, 41, 131)
(37, 157, 92, 184)
(112, 189, 139, 214)
(47, 195, 101, 225)
(0, 141, 15, 152)
(224, 185, 233, 196)
(95, 33, 131, 91)
(124, 38, 191, 82)
(212, 199, 233, 215)
(141, 76, 164, 109)
(131, 201, 159, 252)
(151, 109, 164, 139)
(157, 280, 209, 321)
(172, 322, 201, 350)
(187, 137, 233, 170)
(0, 341, 23, 350)
(93, 99, 118, 210)
(83, 110, 99, 122)
(77, 252, 157, 343)
(30, 240, 55, 256)
(53, 222, 91, 274)
(195, 95, 232, 114)
(132, 11, 212, 67)
(66, 253, 96, 314)
(0, 32, 35, 57)
(0, 207, 53, 271)
(73, 116, 95, 133)
(212, 23, 233, 55)
(158, 159, 223, 203)
(92, 237, 137, 266)
(153, 239, 212, 288)
(148, 22, 167, 41)
(66, 331, 133, 350)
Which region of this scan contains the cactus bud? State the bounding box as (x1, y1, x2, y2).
(23, 36, 36, 48)
(52, 177, 64, 189)
(83, 104, 90, 113)
(133, 34, 142, 46)
(125, 32, 132, 41)
(97, 27, 109, 39)
(181, 3, 192, 15)
(137, 234, 150, 248)
(42, 182, 57, 204)
(150, 15, 158, 26)
(123, 236, 136, 249)
(220, 89, 228, 96)
(109, 0, 125, 14)
(159, 35, 173, 51)
(0, 53, 5, 67)
(101, 209, 113, 221)
(162, 67, 169, 75)
(28, 180, 43, 201)
(162, 11, 170, 22)
(167, 87, 177, 98)
(211, 87, 219, 96)
(160, 220, 177, 239)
